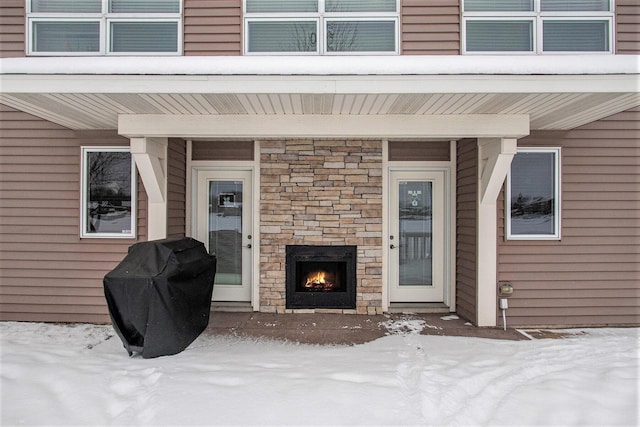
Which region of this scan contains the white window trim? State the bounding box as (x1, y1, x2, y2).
(243, 0, 399, 55)
(81, 146, 137, 239)
(462, 0, 615, 54)
(26, 0, 183, 56)
(505, 147, 561, 241)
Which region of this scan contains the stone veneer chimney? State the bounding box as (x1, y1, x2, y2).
(259, 140, 383, 314)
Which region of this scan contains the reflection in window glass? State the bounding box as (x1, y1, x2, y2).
(31, 0, 101, 13)
(464, 0, 533, 12)
(109, 0, 180, 13)
(111, 22, 178, 52)
(246, 0, 318, 13)
(327, 20, 395, 52)
(33, 22, 100, 52)
(466, 20, 533, 52)
(399, 181, 433, 286)
(325, 0, 397, 12)
(543, 20, 609, 52)
(84, 149, 135, 237)
(540, 0, 610, 12)
(509, 150, 559, 237)
(208, 181, 243, 286)
(248, 21, 317, 52)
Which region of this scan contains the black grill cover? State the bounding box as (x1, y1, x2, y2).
(104, 237, 216, 358)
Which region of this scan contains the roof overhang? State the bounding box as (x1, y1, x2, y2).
(1, 55, 638, 134)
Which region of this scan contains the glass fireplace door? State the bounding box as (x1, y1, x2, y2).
(196, 170, 253, 302)
(389, 170, 445, 303)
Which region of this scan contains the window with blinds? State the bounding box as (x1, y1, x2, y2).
(244, 0, 399, 55)
(462, 0, 613, 54)
(27, 0, 182, 55)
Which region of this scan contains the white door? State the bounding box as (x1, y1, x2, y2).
(389, 170, 445, 303)
(195, 170, 253, 302)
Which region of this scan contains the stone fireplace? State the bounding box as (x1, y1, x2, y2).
(286, 245, 357, 309)
(259, 140, 383, 314)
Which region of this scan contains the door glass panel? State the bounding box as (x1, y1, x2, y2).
(209, 181, 243, 286)
(398, 181, 432, 286)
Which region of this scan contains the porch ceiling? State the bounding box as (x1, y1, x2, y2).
(1, 56, 638, 133)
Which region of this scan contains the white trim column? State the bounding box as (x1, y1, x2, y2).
(130, 137, 168, 241)
(476, 138, 517, 327)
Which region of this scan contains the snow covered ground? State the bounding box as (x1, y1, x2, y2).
(1, 320, 638, 426)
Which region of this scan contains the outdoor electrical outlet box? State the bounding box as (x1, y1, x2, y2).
(499, 282, 514, 296)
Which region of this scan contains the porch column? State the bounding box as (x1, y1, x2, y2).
(130, 137, 168, 241)
(476, 138, 517, 327)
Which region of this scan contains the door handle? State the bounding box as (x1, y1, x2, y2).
(390, 244, 396, 249)
(246, 244, 252, 249)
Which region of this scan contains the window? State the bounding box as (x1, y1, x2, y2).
(506, 148, 561, 240)
(244, 0, 399, 55)
(81, 147, 136, 238)
(463, 0, 613, 53)
(27, 0, 182, 55)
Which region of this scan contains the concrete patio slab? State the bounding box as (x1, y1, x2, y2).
(204, 312, 527, 345)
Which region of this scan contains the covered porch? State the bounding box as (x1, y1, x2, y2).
(1, 55, 638, 326)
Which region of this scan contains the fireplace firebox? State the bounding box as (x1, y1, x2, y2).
(286, 245, 357, 309)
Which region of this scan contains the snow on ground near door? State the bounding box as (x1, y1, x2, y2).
(1, 321, 638, 426)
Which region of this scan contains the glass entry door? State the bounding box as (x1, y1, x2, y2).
(389, 170, 445, 303)
(196, 170, 252, 302)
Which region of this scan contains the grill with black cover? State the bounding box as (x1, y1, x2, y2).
(103, 237, 216, 358)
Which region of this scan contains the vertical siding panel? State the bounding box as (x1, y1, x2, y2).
(497, 108, 640, 327)
(183, 0, 242, 56)
(401, 0, 460, 55)
(0, 105, 147, 323)
(456, 139, 478, 324)
(0, 0, 25, 58)
(167, 138, 186, 238)
(616, 0, 640, 54)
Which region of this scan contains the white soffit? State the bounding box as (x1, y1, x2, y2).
(1, 55, 638, 132)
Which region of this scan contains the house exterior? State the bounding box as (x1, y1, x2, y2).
(0, 0, 638, 328)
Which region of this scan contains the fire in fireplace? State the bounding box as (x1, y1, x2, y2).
(286, 245, 356, 309)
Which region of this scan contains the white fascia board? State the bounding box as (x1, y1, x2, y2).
(118, 114, 530, 140)
(1, 74, 638, 95)
(1, 55, 638, 76)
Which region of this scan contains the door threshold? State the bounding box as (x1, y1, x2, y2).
(388, 303, 451, 314)
(211, 302, 254, 312)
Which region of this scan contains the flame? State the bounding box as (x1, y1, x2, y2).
(304, 271, 326, 288)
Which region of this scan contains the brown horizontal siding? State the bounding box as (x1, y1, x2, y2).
(388, 140, 450, 161)
(0, 0, 25, 58)
(167, 138, 186, 238)
(497, 107, 640, 327)
(456, 139, 478, 324)
(401, 0, 460, 55)
(192, 140, 254, 161)
(183, 0, 242, 56)
(0, 105, 147, 323)
(616, 0, 640, 53)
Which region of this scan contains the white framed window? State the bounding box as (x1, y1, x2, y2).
(244, 0, 399, 55)
(462, 0, 614, 54)
(506, 147, 561, 240)
(81, 147, 136, 238)
(27, 0, 182, 55)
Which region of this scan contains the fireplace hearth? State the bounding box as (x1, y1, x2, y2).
(286, 245, 357, 309)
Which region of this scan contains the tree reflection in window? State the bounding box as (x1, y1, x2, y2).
(85, 150, 134, 236)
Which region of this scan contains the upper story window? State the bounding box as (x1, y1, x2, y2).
(462, 0, 614, 54)
(244, 0, 399, 55)
(27, 0, 182, 56)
